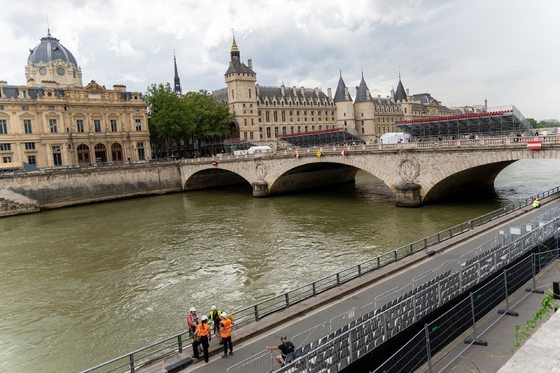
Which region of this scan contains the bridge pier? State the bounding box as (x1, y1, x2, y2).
(252, 181, 269, 198)
(394, 183, 422, 207)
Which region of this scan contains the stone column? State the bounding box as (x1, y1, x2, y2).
(252, 180, 269, 197)
(394, 183, 422, 207)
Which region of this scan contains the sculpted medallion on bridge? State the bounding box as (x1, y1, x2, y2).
(398, 156, 420, 183)
(256, 162, 267, 180)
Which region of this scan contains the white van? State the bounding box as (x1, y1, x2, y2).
(247, 146, 274, 155)
(380, 132, 410, 144)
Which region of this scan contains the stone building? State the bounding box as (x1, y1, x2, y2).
(214, 37, 452, 146)
(0, 30, 151, 167)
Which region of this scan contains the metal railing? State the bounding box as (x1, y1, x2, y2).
(80, 187, 560, 373)
(235, 213, 559, 373)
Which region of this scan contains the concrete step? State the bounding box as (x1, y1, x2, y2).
(0, 189, 40, 217)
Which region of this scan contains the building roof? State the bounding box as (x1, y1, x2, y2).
(333, 74, 351, 103)
(256, 86, 330, 105)
(354, 75, 369, 103)
(28, 30, 78, 67)
(394, 76, 407, 101)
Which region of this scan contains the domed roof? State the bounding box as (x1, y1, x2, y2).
(28, 30, 78, 67)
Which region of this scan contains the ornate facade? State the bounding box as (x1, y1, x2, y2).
(214, 37, 452, 146)
(0, 30, 151, 168)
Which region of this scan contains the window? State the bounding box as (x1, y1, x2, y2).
(136, 142, 145, 160)
(48, 106, 55, 111)
(135, 119, 142, 131)
(0, 143, 11, 151)
(94, 120, 101, 132)
(250, 132, 254, 140)
(134, 108, 140, 112)
(248, 89, 251, 99)
(49, 119, 57, 133)
(243, 131, 247, 140)
(22, 105, 29, 111)
(0, 120, 6, 134)
(265, 111, 270, 122)
(52, 146, 62, 166)
(25, 142, 35, 150)
(21, 91, 27, 98)
(111, 119, 118, 132)
(3, 157, 11, 163)
(251, 119, 254, 126)
(77, 120, 84, 133)
(244, 119, 247, 126)
(24, 120, 32, 134)
(231, 89, 234, 99)
(0, 105, 3, 110)
(27, 155, 36, 165)
(266, 127, 271, 138)
(273, 111, 278, 122)
(282, 111, 285, 121)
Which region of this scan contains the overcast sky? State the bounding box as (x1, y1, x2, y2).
(1, 0, 558, 120)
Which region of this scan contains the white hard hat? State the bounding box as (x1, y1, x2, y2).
(201, 315, 208, 321)
(221, 313, 227, 318)
(190, 307, 196, 312)
(211, 306, 217, 310)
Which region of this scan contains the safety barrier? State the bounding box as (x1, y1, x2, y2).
(233, 208, 559, 373)
(81, 189, 560, 373)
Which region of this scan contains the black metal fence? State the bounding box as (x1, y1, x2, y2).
(229, 208, 559, 373)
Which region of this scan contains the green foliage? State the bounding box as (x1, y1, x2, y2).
(508, 291, 558, 353)
(145, 83, 193, 156)
(183, 90, 235, 155)
(527, 118, 558, 129)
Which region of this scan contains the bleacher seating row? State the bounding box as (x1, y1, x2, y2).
(396, 110, 514, 125)
(273, 209, 559, 373)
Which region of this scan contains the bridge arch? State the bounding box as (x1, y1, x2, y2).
(179, 142, 560, 206)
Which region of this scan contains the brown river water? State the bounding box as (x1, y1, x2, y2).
(0, 159, 558, 373)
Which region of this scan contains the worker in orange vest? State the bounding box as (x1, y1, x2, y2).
(193, 315, 211, 363)
(220, 313, 234, 358)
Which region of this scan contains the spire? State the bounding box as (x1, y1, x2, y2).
(394, 73, 406, 102)
(333, 72, 351, 102)
(355, 74, 369, 103)
(173, 50, 182, 96)
(230, 29, 240, 61)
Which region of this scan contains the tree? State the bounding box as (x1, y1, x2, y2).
(183, 90, 235, 156)
(145, 83, 194, 158)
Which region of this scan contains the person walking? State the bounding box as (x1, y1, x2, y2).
(220, 313, 233, 358)
(266, 335, 295, 366)
(208, 306, 221, 336)
(186, 307, 198, 337)
(193, 316, 211, 362)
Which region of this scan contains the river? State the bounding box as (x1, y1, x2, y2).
(0, 159, 558, 373)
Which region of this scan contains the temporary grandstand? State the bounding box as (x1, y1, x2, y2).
(395, 106, 532, 139)
(278, 128, 365, 148)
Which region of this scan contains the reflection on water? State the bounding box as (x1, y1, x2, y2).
(0, 159, 558, 373)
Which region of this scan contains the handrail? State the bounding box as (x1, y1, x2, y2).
(81, 184, 560, 373)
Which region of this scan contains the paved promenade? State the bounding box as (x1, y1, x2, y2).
(139, 196, 560, 373)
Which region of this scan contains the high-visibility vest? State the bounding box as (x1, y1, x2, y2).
(196, 323, 210, 338)
(220, 319, 232, 338)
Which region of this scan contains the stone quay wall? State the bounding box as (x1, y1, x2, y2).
(0, 163, 182, 214)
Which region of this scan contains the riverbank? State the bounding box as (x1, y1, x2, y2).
(0, 162, 182, 216)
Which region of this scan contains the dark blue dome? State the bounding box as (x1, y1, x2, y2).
(28, 30, 78, 67)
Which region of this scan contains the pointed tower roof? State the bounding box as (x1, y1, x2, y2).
(354, 73, 370, 103)
(173, 51, 182, 96)
(333, 71, 351, 102)
(395, 73, 407, 101)
(230, 35, 240, 61)
(224, 35, 255, 76)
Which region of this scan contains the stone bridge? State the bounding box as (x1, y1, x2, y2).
(180, 137, 560, 207)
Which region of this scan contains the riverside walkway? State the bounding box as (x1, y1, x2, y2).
(127, 194, 560, 373)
